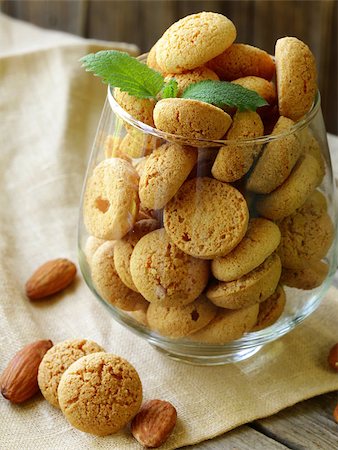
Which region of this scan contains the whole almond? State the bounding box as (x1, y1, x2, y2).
(1, 339, 53, 403)
(328, 343, 338, 372)
(131, 399, 177, 448)
(25, 258, 77, 300)
(334, 404, 338, 423)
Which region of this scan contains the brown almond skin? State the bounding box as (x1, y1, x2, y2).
(334, 404, 338, 423)
(328, 343, 338, 372)
(131, 399, 177, 448)
(25, 258, 77, 300)
(1, 339, 53, 403)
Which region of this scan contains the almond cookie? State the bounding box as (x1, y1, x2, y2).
(207, 253, 282, 309)
(58, 353, 142, 436)
(147, 42, 166, 74)
(164, 177, 249, 259)
(232, 76, 276, 105)
(139, 142, 197, 210)
(251, 285, 286, 331)
(147, 295, 218, 338)
(114, 219, 159, 291)
(156, 12, 236, 73)
(212, 218, 281, 282)
(103, 135, 124, 159)
(84, 236, 106, 267)
(164, 66, 219, 96)
(130, 229, 209, 306)
(247, 116, 303, 193)
(92, 241, 148, 311)
(256, 153, 322, 220)
(38, 339, 104, 408)
(211, 110, 264, 182)
(299, 127, 325, 179)
(119, 129, 161, 159)
(153, 98, 232, 140)
(277, 199, 334, 269)
(207, 43, 275, 81)
(280, 261, 329, 290)
(114, 88, 155, 127)
(83, 158, 139, 240)
(189, 303, 259, 344)
(275, 37, 317, 121)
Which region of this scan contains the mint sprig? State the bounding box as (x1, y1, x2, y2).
(161, 78, 178, 99)
(182, 80, 268, 112)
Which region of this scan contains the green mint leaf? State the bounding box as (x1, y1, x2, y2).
(181, 80, 268, 111)
(80, 50, 164, 99)
(161, 79, 179, 99)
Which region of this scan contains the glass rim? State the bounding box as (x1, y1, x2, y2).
(107, 54, 321, 146)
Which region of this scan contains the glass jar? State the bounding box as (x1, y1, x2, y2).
(78, 64, 337, 365)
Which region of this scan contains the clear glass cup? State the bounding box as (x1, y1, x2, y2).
(78, 60, 337, 365)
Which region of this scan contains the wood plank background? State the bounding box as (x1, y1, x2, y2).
(1, 0, 337, 134)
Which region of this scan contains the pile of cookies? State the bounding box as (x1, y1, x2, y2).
(82, 12, 334, 344)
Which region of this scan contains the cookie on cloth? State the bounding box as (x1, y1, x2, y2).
(164, 177, 249, 259)
(130, 228, 209, 306)
(256, 153, 322, 220)
(83, 158, 139, 240)
(207, 43, 275, 81)
(251, 285, 286, 331)
(211, 218, 281, 282)
(207, 253, 282, 309)
(156, 12, 236, 73)
(247, 116, 303, 194)
(38, 339, 105, 408)
(58, 353, 142, 436)
(91, 241, 148, 311)
(275, 37, 317, 121)
(147, 295, 218, 338)
(280, 261, 329, 290)
(164, 66, 219, 96)
(211, 110, 264, 182)
(189, 303, 259, 344)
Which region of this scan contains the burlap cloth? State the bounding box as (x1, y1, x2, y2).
(0, 13, 338, 450)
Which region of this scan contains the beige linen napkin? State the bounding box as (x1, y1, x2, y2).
(0, 13, 338, 450)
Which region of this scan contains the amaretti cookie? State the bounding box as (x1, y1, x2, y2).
(164, 177, 249, 259)
(275, 37, 317, 121)
(130, 229, 209, 306)
(256, 153, 322, 220)
(207, 43, 275, 81)
(58, 353, 142, 436)
(83, 158, 139, 240)
(119, 129, 161, 158)
(38, 339, 105, 408)
(114, 89, 155, 127)
(247, 116, 303, 193)
(139, 142, 197, 209)
(232, 76, 276, 105)
(207, 253, 282, 309)
(156, 12, 236, 73)
(212, 218, 281, 281)
(164, 66, 219, 96)
(147, 295, 218, 338)
(147, 42, 166, 74)
(280, 261, 329, 290)
(84, 236, 106, 267)
(92, 241, 149, 311)
(189, 303, 259, 344)
(251, 285, 286, 331)
(211, 110, 264, 182)
(153, 98, 232, 140)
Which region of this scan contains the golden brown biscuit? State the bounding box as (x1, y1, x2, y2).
(156, 12, 236, 73)
(92, 241, 148, 311)
(153, 98, 232, 140)
(256, 153, 322, 220)
(114, 219, 159, 291)
(275, 37, 317, 121)
(211, 110, 264, 182)
(139, 142, 197, 209)
(130, 229, 209, 306)
(281, 261, 329, 290)
(164, 177, 249, 259)
(38, 339, 104, 408)
(84, 236, 106, 267)
(103, 135, 125, 159)
(147, 42, 166, 74)
(114, 89, 155, 127)
(207, 253, 282, 309)
(189, 303, 259, 344)
(147, 295, 218, 338)
(299, 127, 325, 180)
(164, 66, 219, 96)
(83, 158, 139, 240)
(58, 353, 142, 436)
(247, 116, 303, 193)
(207, 43, 275, 81)
(119, 129, 161, 159)
(232, 76, 276, 105)
(251, 285, 286, 331)
(212, 218, 281, 282)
